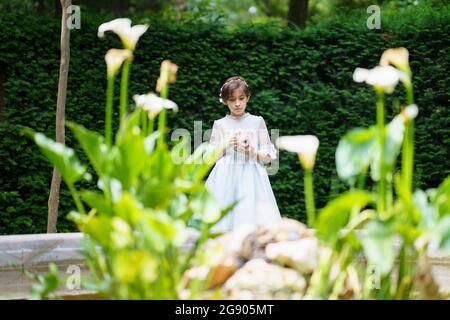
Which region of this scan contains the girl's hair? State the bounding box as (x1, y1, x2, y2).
(219, 76, 251, 104)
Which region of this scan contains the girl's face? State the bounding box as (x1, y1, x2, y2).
(225, 88, 250, 117)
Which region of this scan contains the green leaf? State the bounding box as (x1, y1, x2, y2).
(113, 250, 157, 284)
(80, 191, 113, 216)
(371, 116, 405, 181)
(144, 131, 160, 154)
(414, 189, 438, 229)
(83, 215, 113, 249)
(116, 108, 142, 144)
(316, 190, 373, 246)
(336, 127, 376, 185)
(437, 216, 450, 249)
(26, 263, 60, 300)
(67, 121, 107, 176)
(434, 174, 450, 218)
(189, 191, 222, 224)
(182, 142, 222, 182)
(138, 178, 175, 209)
(141, 209, 186, 250)
(111, 128, 146, 190)
(115, 192, 144, 225)
(360, 219, 396, 276)
(33, 132, 88, 185)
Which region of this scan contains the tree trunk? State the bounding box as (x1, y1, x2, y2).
(36, 0, 46, 14)
(47, 0, 71, 233)
(287, 0, 309, 28)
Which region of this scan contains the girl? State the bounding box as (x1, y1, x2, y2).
(206, 76, 282, 233)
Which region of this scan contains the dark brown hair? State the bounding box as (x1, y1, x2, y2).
(219, 76, 251, 104)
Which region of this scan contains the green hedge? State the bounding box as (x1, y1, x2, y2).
(0, 5, 449, 234)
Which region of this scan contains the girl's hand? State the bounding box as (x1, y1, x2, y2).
(228, 135, 239, 149)
(235, 142, 256, 157)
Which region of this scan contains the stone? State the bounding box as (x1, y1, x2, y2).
(222, 258, 306, 300)
(239, 218, 313, 261)
(265, 238, 319, 274)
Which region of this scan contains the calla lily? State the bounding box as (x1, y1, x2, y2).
(277, 135, 320, 170)
(133, 93, 178, 119)
(353, 65, 408, 94)
(400, 104, 419, 122)
(380, 47, 410, 73)
(156, 60, 178, 93)
(98, 18, 148, 51)
(105, 49, 133, 77)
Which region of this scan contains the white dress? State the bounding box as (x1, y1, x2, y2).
(205, 112, 282, 233)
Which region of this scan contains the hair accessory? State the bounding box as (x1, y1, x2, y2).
(219, 77, 249, 103)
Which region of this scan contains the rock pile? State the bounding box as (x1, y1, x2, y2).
(182, 218, 330, 299)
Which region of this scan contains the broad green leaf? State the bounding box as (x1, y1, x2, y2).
(144, 131, 160, 154)
(116, 108, 142, 144)
(78, 214, 131, 257)
(168, 193, 189, 219)
(434, 174, 450, 218)
(80, 191, 113, 216)
(67, 121, 107, 176)
(67, 210, 89, 227)
(110, 217, 133, 249)
(108, 108, 149, 189)
(360, 219, 396, 276)
(138, 178, 175, 209)
(83, 215, 114, 249)
(437, 216, 450, 249)
(33, 133, 88, 185)
(115, 192, 144, 225)
(316, 190, 373, 246)
(27, 263, 60, 300)
(413, 189, 438, 229)
(111, 128, 146, 190)
(150, 147, 175, 181)
(336, 127, 376, 185)
(141, 209, 186, 251)
(113, 250, 157, 284)
(413, 186, 450, 250)
(183, 142, 223, 181)
(189, 192, 222, 224)
(371, 116, 405, 181)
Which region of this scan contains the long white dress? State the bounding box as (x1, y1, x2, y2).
(205, 112, 282, 233)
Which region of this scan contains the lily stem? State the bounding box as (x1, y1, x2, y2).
(304, 168, 316, 227)
(105, 76, 115, 149)
(119, 60, 131, 121)
(376, 90, 386, 219)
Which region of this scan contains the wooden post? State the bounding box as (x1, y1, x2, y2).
(47, 0, 71, 233)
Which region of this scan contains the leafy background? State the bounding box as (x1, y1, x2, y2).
(0, 4, 448, 234)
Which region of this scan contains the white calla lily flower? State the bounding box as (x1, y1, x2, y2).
(353, 65, 408, 94)
(380, 47, 410, 72)
(98, 18, 148, 50)
(276, 135, 320, 170)
(105, 49, 133, 77)
(133, 93, 178, 118)
(400, 104, 419, 122)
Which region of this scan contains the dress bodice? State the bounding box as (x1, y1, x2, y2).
(209, 112, 277, 163)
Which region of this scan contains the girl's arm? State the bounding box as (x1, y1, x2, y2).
(254, 116, 277, 164)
